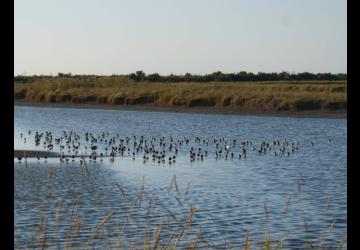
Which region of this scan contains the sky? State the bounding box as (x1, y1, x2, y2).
(14, 0, 347, 75)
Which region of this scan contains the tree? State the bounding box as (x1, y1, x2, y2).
(146, 73, 161, 82)
(129, 70, 146, 82)
(136, 70, 145, 80)
(184, 73, 192, 81)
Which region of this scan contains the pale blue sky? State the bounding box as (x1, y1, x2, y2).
(14, 0, 347, 75)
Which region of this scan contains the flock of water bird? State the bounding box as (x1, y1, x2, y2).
(16, 129, 331, 165)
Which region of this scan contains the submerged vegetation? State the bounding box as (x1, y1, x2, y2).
(14, 73, 347, 113)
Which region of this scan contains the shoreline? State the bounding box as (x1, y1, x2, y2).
(14, 101, 347, 119)
(14, 150, 60, 158)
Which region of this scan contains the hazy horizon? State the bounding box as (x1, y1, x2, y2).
(15, 0, 347, 75)
(13, 71, 347, 77)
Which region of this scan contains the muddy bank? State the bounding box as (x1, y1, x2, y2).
(15, 101, 346, 119)
(14, 150, 60, 158)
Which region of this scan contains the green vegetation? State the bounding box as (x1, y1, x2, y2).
(14, 74, 347, 113)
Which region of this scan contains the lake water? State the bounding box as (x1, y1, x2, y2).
(14, 105, 347, 249)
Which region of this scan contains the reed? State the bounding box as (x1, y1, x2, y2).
(244, 231, 250, 250)
(274, 233, 286, 249)
(80, 156, 90, 176)
(329, 219, 336, 233)
(303, 217, 309, 231)
(88, 210, 116, 242)
(65, 214, 82, 249)
(326, 196, 331, 211)
(338, 236, 347, 250)
(297, 177, 301, 194)
(184, 182, 191, 196)
(284, 194, 292, 214)
(264, 202, 269, 221)
(39, 210, 47, 250)
(115, 182, 127, 196)
(152, 223, 164, 250)
(263, 233, 271, 250)
(135, 176, 146, 207)
(46, 166, 53, 199)
(70, 196, 80, 219)
(173, 207, 196, 248)
(54, 198, 63, 234)
(15, 168, 347, 249)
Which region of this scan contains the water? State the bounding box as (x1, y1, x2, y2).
(14, 105, 347, 249)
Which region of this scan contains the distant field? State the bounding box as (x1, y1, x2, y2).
(14, 76, 347, 113)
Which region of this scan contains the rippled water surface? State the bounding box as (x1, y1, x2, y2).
(14, 106, 347, 249)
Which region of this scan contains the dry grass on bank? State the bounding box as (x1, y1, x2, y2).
(14, 77, 347, 112)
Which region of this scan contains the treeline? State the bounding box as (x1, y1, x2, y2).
(14, 71, 347, 83)
(14, 73, 103, 83)
(129, 71, 347, 82)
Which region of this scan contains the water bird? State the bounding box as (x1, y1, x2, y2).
(17, 129, 311, 167)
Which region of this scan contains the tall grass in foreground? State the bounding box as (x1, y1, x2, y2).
(14, 162, 347, 249)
